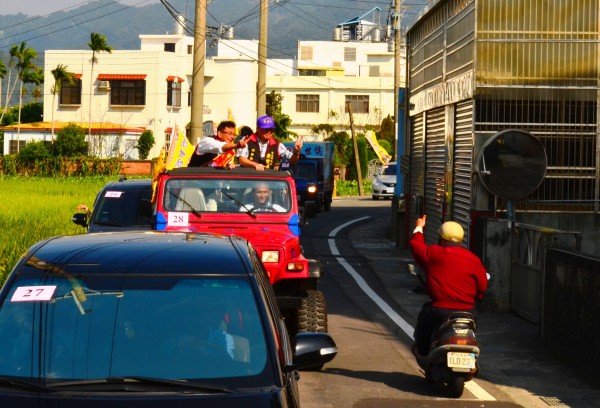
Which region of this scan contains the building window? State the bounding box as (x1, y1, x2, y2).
(300, 46, 313, 61)
(187, 45, 193, 54)
(9, 140, 26, 154)
(296, 94, 319, 113)
(344, 47, 356, 62)
(110, 80, 146, 106)
(369, 65, 380, 77)
(345, 95, 369, 114)
(167, 80, 181, 107)
(299, 69, 326, 77)
(164, 43, 176, 52)
(165, 129, 172, 152)
(59, 78, 82, 105)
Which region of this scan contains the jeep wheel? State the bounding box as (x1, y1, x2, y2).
(297, 290, 327, 333)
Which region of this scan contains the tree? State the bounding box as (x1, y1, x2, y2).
(50, 65, 75, 141)
(137, 130, 155, 160)
(55, 123, 87, 157)
(266, 91, 295, 140)
(0, 60, 6, 119)
(87, 32, 113, 153)
(13, 42, 39, 141)
(0, 44, 20, 124)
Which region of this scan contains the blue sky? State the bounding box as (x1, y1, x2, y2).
(2, 0, 158, 16)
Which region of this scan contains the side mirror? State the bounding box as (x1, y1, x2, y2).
(287, 332, 337, 371)
(72, 213, 88, 228)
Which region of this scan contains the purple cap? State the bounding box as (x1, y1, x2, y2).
(256, 115, 275, 129)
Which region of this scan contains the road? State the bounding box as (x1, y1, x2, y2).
(296, 197, 600, 407)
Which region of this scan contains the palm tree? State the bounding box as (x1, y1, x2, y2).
(0, 44, 20, 124)
(0, 60, 7, 122)
(87, 32, 113, 154)
(13, 42, 38, 142)
(50, 64, 75, 141)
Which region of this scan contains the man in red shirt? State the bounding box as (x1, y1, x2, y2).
(409, 215, 488, 356)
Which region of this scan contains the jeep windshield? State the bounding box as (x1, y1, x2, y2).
(162, 178, 293, 215)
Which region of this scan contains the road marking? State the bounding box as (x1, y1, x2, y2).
(328, 216, 496, 402)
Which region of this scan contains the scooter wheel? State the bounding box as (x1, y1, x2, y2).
(447, 376, 465, 398)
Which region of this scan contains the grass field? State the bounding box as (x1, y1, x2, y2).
(0, 176, 125, 284)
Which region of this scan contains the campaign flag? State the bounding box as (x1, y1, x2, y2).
(165, 125, 195, 170)
(365, 131, 391, 165)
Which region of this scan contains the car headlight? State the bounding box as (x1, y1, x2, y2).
(261, 250, 279, 263)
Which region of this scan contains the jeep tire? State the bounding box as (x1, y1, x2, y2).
(296, 289, 327, 333)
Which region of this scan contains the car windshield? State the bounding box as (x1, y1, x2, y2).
(382, 164, 397, 176)
(163, 178, 292, 213)
(0, 271, 270, 385)
(91, 187, 152, 227)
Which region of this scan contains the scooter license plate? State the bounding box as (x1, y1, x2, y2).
(447, 352, 476, 369)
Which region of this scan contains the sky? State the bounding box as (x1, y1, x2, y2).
(2, 0, 158, 16)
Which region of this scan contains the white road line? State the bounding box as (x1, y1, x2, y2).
(328, 216, 496, 401)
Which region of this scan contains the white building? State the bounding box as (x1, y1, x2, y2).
(4, 13, 403, 158)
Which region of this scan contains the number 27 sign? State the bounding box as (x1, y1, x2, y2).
(11, 286, 57, 302)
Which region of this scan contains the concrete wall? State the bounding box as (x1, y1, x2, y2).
(543, 249, 600, 375)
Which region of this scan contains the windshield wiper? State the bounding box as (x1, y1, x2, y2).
(47, 376, 234, 393)
(221, 191, 256, 218)
(0, 377, 51, 392)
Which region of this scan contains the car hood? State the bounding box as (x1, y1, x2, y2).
(0, 389, 288, 407)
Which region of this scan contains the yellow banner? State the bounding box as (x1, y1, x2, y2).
(365, 131, 391, 165)
(165, 125, 195, 170)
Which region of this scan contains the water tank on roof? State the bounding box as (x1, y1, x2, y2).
(175, 15, 185, 35)
(373, 27, 381, 42)
(333, 27, 342, 41)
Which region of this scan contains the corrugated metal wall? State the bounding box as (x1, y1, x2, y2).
(424, 108, 447, 244)
(453, 100, 474, 244)
(475, 0, 600, 213)
(408, 113, 425, 233)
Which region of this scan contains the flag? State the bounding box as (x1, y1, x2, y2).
(365, 131, 391, 165)
(165, 125, 195, 170)
(151, 146, 166, 203)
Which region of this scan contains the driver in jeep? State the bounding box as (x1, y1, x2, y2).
(241, 183, 286, 213)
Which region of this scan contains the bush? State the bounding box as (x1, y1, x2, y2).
(17, 141, 51, 162)
(137, 130, 155, 160)
(56, 123, 87, 157)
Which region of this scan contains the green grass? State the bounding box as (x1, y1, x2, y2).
(0, 176, 120, 284)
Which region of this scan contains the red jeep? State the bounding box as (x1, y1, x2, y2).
(154, 167, 327, 335)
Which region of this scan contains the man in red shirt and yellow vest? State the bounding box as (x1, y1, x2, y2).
(237, 115, 302, 170)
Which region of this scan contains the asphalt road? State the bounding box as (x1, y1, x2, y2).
(297, 197, 600, 407)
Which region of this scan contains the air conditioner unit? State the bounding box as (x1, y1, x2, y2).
(98, 81, 111, 90)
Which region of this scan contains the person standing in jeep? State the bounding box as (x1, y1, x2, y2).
(188, 120, 247, 168)
(237, 115, 303, 171)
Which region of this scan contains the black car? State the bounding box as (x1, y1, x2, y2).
(72, 177, 153, 232)
(0, 232, 337, 407)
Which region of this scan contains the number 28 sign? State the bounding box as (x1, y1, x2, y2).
(11, 286, 57, 302)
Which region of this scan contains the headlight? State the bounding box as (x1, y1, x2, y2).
(307, 185, 317, 193)
(261, 250, 279, 263)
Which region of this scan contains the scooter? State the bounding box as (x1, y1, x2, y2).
(408, 264, 480, 398)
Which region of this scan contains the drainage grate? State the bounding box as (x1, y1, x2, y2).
(539, 396, 594, 408)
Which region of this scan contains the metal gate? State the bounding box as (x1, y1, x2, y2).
(424, 107, 447, 244)
(452, 100, 474, 247)
(409, 113, 425, 228)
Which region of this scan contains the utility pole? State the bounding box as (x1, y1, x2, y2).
(348, 103, 364, 196)
(190, 0, 207, 144)
(393, 0, 402, 160)
(257, 0, 268, 116)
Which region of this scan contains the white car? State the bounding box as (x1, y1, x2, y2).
(372, 161, 397, 200)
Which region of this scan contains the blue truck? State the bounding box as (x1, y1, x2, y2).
(282, 141, 335, 214)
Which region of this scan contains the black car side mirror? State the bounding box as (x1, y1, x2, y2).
(287, 332, 337, 371)
(72, 213, 88, 228)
